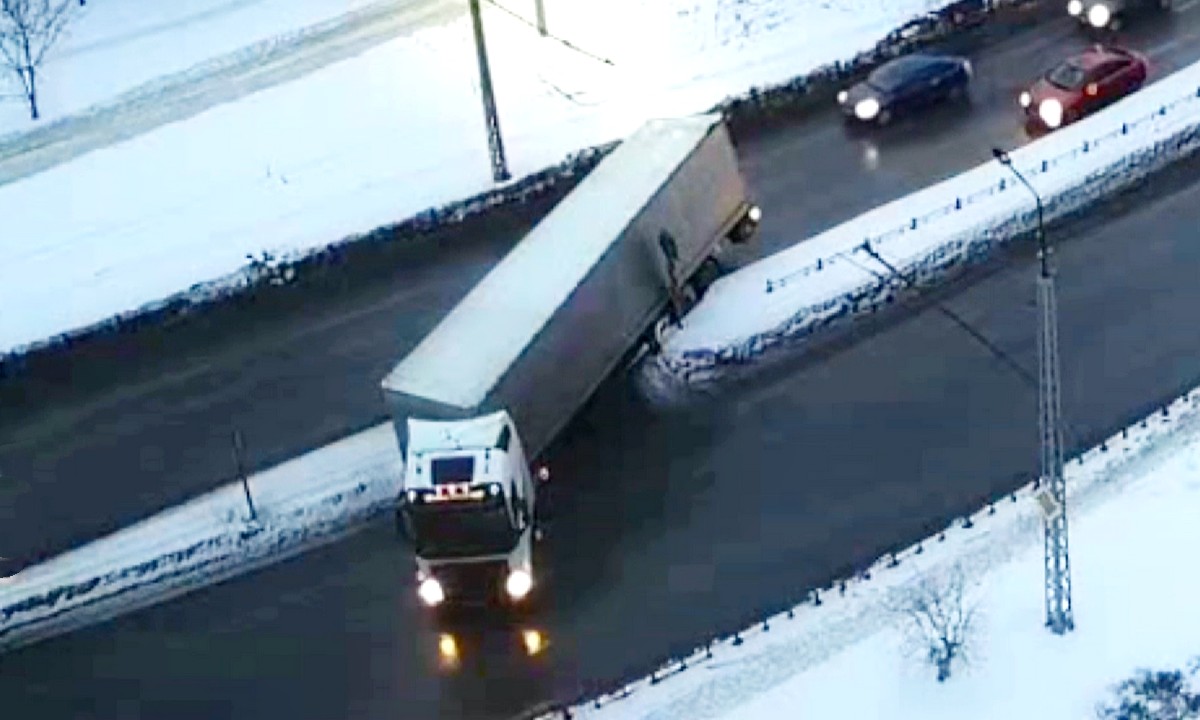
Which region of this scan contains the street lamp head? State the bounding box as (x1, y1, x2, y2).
(991, 147, 1011, 165)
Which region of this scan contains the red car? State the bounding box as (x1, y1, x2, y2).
(1019, 45, 1148, 133)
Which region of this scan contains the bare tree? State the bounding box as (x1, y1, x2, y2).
(889, 564, 981, 682)
(0, 0, 78, 120)
(1096, 664, 1200, 720)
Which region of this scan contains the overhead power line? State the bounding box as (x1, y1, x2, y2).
(854, 240, 1085, 452)
(858, 241, 1036, 388)
(482, 0, 616, 67)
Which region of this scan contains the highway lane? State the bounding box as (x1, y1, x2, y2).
(10, 138, 1200, 720)
(5, 7, 1200, 719)
(9, 5, 1200, 566)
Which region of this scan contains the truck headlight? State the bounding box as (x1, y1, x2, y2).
(748, 205, 762, 224)
(1038, 98, 1064, 128)
(1019, 91, 1032, 108)
(522, 629, 545, 656)
(1067, 0, 1083, 16)
(1087, 3, 1110, 27)
(854, 98, 880, 121)
(418, 577, 445, 606)
(438, 633, 459, 661)
(505, 569, 533, 600)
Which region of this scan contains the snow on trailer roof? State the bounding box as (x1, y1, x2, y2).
(381, 113, 723, 410)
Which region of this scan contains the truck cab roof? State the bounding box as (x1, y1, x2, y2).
(405, 412, 515, 490)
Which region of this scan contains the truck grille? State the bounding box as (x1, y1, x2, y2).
(436, 561, 507, 606)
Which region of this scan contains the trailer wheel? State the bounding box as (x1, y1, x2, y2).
(688, 256, 723, 299)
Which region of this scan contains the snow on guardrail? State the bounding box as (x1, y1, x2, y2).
(650, 54, 1200, 387)
(0, 423, 401, 653)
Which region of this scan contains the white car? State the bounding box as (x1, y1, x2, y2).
(1067, 0, 1173, 30)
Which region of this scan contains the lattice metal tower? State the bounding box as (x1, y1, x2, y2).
(994, 149, 1073, 635)
(1036, 230, 1074, 635)
(468, 0, 511, 182)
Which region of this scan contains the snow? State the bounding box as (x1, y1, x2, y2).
(7, 350, 1200, 717)
(0, 422, 402, 653)
(654, 53, 1200, 383)
(381, 114, 722, 410)
(541, 386, 1200, 720)
(0, 0, 964, 359)
(0, 0, 430, 131)
(407, 411, 509, 458)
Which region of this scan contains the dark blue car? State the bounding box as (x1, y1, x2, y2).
(837, 53, 973, 126)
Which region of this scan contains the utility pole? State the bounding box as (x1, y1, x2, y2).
(231, 428, 259, 523)
(993, 148, 1074, 635)
(534, 0, 547, 35)
(468, 0, 511, 182)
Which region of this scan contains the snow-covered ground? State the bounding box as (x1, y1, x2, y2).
(542, 386, 1200, 720)
(0, 0, 962, 359)
(653, 53, 1200, 385)
(0, 0, 435, 131)
(6, 349, 1200, 720)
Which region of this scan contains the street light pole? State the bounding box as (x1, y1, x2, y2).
(468, 0, 511, 182)
(992, 147, 1074, 635)
(534, 0, 547, 36)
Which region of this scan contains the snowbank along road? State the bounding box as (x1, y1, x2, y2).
(0, 0, 460, 187)
(7, 7, 1200, 720)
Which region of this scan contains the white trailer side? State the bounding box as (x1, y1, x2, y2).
(381, 113, 756, 458)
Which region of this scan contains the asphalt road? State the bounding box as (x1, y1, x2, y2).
(5, 8, 1200, 720)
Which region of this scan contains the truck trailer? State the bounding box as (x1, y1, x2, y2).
(381, 113, 760, 611)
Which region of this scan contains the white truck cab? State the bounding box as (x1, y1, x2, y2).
(381, 115, 758, 617)
(396, 411, 544, 609)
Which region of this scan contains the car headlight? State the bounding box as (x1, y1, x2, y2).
(1087, 3, 1110, 27)
(837, 90, 848, 104)
(748, 205, 762, 223)
(1019, 91, 1032, 108)
(418, 577, 445, 606)
(1067, 0, 1083, 16)
(1038, 98, 1064, 128)
(854, 97, 880, 121)
(505, 569, 533, 600)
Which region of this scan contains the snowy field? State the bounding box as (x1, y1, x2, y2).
(0, 0, 428, 131)
(653, 52, 1200, 385)
(0, 0, 963, 359)
(541, 386, 1200, 720)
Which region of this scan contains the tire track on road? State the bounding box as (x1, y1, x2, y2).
(0, 0, 461, 187)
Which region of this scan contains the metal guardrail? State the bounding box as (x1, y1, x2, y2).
(764, 87, 1200, 294)
(526, 390, 1200, 720)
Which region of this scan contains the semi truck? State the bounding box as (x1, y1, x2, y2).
(381, 113, 760, 613)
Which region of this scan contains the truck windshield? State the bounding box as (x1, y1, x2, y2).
(405, 499, 518, 560)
